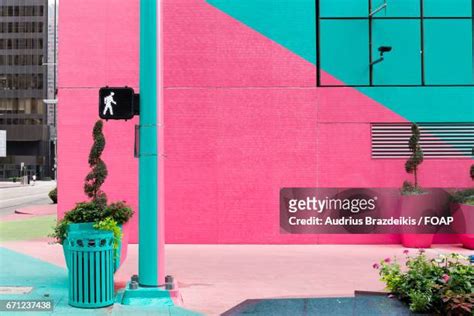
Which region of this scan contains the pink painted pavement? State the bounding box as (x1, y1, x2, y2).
(1, 241, 472, 315)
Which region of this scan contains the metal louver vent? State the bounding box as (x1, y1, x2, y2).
(371, 123, 474, 159)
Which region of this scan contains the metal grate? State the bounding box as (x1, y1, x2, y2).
(371, 123, 474, 159)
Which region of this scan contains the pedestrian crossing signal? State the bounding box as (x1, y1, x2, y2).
(99, 87, 136, 120)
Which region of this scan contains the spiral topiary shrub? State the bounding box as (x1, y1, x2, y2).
(84, 120, 108, 209)
(402, 124, 424, 195)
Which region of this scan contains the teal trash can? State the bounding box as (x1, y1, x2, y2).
(64, 230, 115, 308)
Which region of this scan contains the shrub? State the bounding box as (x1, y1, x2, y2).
(408, 290, 432, 313)
(48, 187, 57, 204)
(50, 201, 134, 244)
(103, 201, 134, 225)
(375, 251, 474, 315)
(400, 181, 424, 196)
(451, 188, 474, 205)
(50, 120, 134, 245)
(451, 164, 474, 205)
(84, 120, 108, 209)
(50, 218, 70, 245)
(402, 124, 424, 195)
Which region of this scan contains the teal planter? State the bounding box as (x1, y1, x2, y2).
(63, 222, 124, 273)
(64, 230, 115, 308)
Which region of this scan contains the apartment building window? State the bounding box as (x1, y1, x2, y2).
(0, 74, 44, 90)
(0, 98, 44, 115)
(0, 22, 44, 34)
(0, 6, 44, 17)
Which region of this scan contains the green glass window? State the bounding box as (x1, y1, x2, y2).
(372, 20, 422, 85)
(424, 20, 473, 84)
(320, 20, 370, 85)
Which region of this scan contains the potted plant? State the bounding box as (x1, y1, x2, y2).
(399, 124, 434, 248)
(374, 250, 474, 315)
(451, 164, 474, 249)
(51, 120, 133, 271)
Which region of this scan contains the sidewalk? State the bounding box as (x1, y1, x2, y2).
(1, 205, 473, 315)
(0, 180, 55, 189)
(1, 240, 472, 315)
(0, 181, 22, 189)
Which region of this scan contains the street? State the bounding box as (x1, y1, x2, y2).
(0, 181, 56, 216)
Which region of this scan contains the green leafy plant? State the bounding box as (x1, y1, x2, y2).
(408, 290, 432, 313)
(50, 218, 70, 245)
(84, 120, 108, 209)
(375, 251, 474, 315)
(451, 189, 474, 206)
(103, 201, 133, 225)
(402, 124, 424, 195)
(93, 217, 122, 256)
(451, 164, 474, 206)
(50, 201, 133, 244)
(48, 187, 57, 204)
(401, 181, 424, 196)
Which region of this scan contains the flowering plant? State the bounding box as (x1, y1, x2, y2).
(374, 250, 474, 315)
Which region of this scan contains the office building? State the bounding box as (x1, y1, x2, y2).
(0, 0, 55, 180)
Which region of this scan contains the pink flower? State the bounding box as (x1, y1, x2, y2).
(442, 274, 450, 282)
(384, 257, 391, 263)
(403, 250, 409, 255)
(373, 263, 380, 269)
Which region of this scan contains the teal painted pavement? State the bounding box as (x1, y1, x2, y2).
(0, 247, 200, 315)
(206, 0, 474, 125)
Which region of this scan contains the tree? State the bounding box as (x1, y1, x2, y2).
(470, 164, 474, 181)
(84, 120, 108, 209)
(405, 124, 423, 188)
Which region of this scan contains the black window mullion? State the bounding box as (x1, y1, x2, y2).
(420, 0, 425, 86)
(316, 0, 321, 87)
(369, 0, 373, 86)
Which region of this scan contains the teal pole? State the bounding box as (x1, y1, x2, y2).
(139, 0, 159, 286)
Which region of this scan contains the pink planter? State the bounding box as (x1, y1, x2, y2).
(400, 234, 434, 249)
(452, 203, 474, 249)
(399, 193, 434, 248)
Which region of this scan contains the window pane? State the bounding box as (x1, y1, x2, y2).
(371, 0, 420, 17)
(424, 20, 473, 84)
(320, 0, 368, 18)
(320, 20, 370, 85)
(372, 20, 421, 85)
(424, 0, 472, 17)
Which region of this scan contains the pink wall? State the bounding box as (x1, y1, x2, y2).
(58, 0, 472, 244)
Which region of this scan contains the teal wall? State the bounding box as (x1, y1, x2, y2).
(207, 0, 474, 123)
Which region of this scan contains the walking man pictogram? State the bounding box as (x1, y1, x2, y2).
(103, 92, 117, 116)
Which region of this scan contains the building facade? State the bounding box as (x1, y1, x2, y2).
(0, 0, 54, 180)
(58, 0, 473, 244)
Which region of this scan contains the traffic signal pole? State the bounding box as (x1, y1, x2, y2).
(139, 0, 161, 287)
